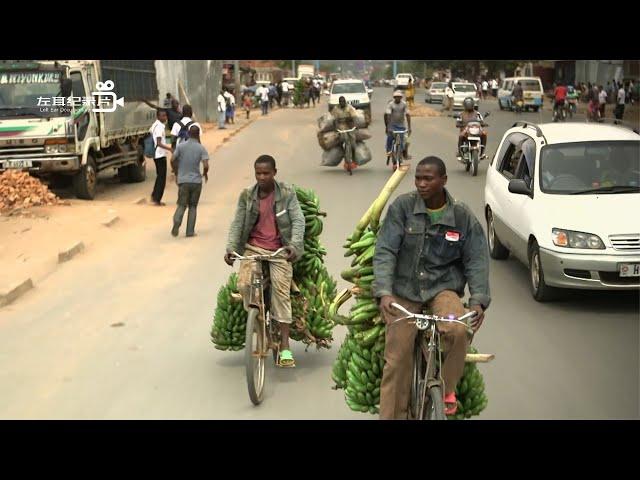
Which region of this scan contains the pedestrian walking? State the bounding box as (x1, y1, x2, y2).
(481, 79, 488, 100)
(217, 90, 227, 129)
(268, 83, 277, 109)
(224, 89, 236, 124)
(276, 82, 282, 107)
(170, 104, 203, 149)
(243, 92, 252, 119)
(258, 84, 270, 115)
(170, 125, 209, 238)
(441, 81, 454, 113)
(491, 78, 499, 97)
(598, 85, 607, 118)
(281, 80, 290, 107)
(615, 83, 626, 120)
(150, 109, 173, 206)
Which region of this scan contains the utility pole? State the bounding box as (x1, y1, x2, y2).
(234, 60, 240, 100)
(393, 60, 397, 78)
(315, 59, 320, 74)
(292, 60, 296, 77)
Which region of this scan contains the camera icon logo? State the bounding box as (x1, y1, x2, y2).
(92, 80, 125, 113)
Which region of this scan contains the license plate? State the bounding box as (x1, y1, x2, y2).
(5, 159, 33, 169)
(619, 263, 640, 277)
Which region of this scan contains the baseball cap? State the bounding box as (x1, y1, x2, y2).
(393, 90, 403, 97)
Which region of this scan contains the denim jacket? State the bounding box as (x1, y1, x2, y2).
(372, 189, 491, 308)
(225, 181, 305, 258)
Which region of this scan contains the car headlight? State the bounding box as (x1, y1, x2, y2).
(45, 145, 58, 154)
(468, 126, 481, 135)
(552, 228, 605, 249)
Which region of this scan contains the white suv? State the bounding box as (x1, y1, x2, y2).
(484, 121, 640, 301)
(328, 79, 372, 125)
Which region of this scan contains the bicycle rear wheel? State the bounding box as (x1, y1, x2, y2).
(409, 339, 425, 420)
(245, 308, 265, 405)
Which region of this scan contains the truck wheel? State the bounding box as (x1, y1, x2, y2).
(73, 155, 97, 200)
(117, 166, 131, 182)
(127, 145, 146, 183)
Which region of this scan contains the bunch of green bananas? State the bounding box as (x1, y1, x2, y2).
(210, 273, 248, 351)
(448, 346, 489, 420)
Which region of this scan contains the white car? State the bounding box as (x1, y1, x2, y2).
(327, 79, 371, 125)
(452, 82, 479, 109)
(484, 121, 640, 301)
(425, 81, 447, 103)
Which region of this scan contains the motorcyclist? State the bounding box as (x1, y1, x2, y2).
(457, 97, 487, 160)
(553, 81, 568, 118)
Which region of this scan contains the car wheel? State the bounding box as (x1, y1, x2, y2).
(528, 240, 559, 302)
(487, 209, 509, 260)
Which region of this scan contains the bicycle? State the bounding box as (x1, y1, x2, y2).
(336, 126, 357, 176)
(230, 247, 289, 405)
(387, 129, 407, 171)
(389, 302, 477, 420)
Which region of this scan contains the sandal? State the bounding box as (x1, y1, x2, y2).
(444, 391, 457, 415)
(278, 349, 296, 368)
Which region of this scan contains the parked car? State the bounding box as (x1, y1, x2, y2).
(484, 121, 640, 301)
(452, 82, 479, 109)
(498, 76, 544, 112)
(425, 81, 447, 103)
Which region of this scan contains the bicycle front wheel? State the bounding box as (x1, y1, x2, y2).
(245, 308, 265, 405)
(425, 385, 447, 420)
(409, 340, 424, 420)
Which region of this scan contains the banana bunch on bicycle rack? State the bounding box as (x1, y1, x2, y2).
(329, 166, 491, 418)
(210, 185, 338, 351)
(316, 111, 372, 168)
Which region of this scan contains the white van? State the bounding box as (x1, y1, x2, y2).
(498, 77, 544, 112)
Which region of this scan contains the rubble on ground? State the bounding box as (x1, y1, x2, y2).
(0, 171, 61, 214)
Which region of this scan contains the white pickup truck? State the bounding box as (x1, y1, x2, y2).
(394, 73, 414, 90)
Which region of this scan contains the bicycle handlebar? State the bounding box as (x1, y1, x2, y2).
(336, 127, 357, 133)
(389, 302, 477, 328)
(230, 247, 288, 261)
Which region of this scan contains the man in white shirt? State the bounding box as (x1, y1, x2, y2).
(481, 79, 488, 100)
(217, 89, 227, 129)
(281, 81, 290, 107)
(223, 89, 236, 124)
(150, 109, 174, 206)
(598, 86, 607, 119)
(615, 85, 626, 120)
(257, 84, 270, 115)
(491, 78, 499, 98)
(441, 82, 454, 113)
(170, 104, 203, 148)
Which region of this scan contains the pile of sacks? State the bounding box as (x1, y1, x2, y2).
(0, 170, 60, 213)
(316, 110, 373, 167)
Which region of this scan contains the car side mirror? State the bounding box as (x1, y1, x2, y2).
(60, 78, 73, 98)
(508, 179, 532, 197)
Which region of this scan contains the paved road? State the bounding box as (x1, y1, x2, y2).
(0, 88, 637, 419)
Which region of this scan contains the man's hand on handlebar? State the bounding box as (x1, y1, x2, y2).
(469, 304, 485, 332)
(380, 295, 399, 321)
(283, 246, 297, 262)
(224, 252, 235, 266)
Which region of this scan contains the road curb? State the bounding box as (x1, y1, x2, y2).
(58, 241, 85, 263)
(0, 278, 34, 307)
(102, 215, 120, 227)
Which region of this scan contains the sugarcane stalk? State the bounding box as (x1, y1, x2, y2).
(465, 353, 495, 363)
(369, 164, 410, 230)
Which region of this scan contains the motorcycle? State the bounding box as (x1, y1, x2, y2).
(552, 100, 568, 122)
(455, 112, 490, 177)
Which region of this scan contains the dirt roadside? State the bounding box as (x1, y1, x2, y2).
(0, 106, 287, 305)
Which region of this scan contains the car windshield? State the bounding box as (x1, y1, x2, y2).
(454, 84, 476, 92)
(0, 69, 67, 117)
(540, 141, 640, 194)
(332, 83, 366, 94)
(520, 80, 542, 92)
(432, 83, 446, 89)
